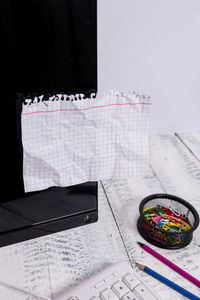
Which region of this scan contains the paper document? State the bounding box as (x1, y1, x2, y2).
(21, 91, 152, 192)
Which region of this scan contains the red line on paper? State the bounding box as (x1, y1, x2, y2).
(22, 102, 152, 116)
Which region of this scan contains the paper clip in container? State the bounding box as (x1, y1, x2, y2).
(137, 194, 199, 249)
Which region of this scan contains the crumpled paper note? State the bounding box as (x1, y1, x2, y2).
(21, 91, 152, 192)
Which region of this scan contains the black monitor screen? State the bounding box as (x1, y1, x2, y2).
(1, 0, 97, 201)
(13, 0, 97, 94)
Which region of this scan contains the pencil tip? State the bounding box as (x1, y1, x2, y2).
(137, 241, 144, 248)
(136, 263, 145, 271)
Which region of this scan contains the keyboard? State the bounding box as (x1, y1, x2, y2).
(56, 262, 160, 300)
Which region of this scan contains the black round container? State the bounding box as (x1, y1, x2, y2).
(137, 194, 199, 249)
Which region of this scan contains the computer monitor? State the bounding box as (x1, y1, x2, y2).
(0, 0, 98, 247)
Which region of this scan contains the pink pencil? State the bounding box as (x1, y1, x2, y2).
(137, 241, 200, 288)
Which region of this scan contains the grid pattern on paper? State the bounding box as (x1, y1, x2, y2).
(21, 91, 152, 192)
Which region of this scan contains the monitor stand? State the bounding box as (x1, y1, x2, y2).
(0, 182, 98, 248)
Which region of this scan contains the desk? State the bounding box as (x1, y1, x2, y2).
(0, 133, 200, 299)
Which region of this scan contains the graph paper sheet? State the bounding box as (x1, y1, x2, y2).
(21, 91, 152, 192)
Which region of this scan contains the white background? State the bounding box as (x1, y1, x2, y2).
(98, 0, 200, 133)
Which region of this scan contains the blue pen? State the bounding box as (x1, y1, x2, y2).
(137, 263, 200, 300)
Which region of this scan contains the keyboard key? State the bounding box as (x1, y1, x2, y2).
(123, 273, 141, 290)
(90, 297, 101, 300)
(104, 274, 114, 282)
(122, 291, 139, 300)
(100, 289, 119, 300)
(112, 281, 130, 297)
(133, 284, 158, 300)
(67, 297, 79, 300)
(95, 280, 105, 289)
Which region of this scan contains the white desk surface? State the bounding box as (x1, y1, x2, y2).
(0, 133, 200, 300)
